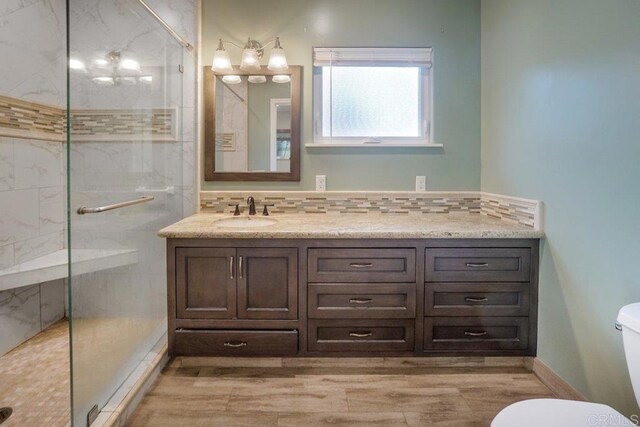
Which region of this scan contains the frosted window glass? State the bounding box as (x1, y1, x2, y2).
(322, 66, 421, 138)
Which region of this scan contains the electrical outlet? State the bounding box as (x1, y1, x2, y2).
(415, 176, 426, 192)
(316, 175, 327, 191)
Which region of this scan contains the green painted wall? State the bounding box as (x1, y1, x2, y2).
(481, 0, 640, 416)
(202, 0, 481, 190)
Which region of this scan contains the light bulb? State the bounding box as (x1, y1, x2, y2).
(119, 58, 140, 72)
(222, 75, 242, 85)
(240, 48, 261, 72)
(69, 58, 85, 71)
(248, 75, 267, 84)
(115, 77, 136, 85)
(267, 38, 288, 71)
(94, 58, 109, 67)
(272, 75, 291, 84)
(212, 39, 233, 72)
(92, 76, 114, 86)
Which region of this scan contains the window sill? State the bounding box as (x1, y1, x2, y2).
(306, 142, 443, 148)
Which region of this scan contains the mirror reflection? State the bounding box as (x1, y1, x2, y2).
(214, 76, 291, 173)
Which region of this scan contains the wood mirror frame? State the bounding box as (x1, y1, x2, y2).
(204, 65, 301, 181)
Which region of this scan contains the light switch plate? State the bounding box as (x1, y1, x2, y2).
(316, 175, 327, 191)
(416, 176, 426, 192)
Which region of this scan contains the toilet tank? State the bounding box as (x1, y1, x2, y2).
(618, 303, 640, 408)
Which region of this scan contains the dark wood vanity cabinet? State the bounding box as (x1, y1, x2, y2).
(167, 239, 538, 357)
(174, 246, 297, 320)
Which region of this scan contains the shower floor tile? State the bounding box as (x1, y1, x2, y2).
(0, 320, 70, 427)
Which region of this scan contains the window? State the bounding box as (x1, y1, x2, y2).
(313, 47, 433, 146)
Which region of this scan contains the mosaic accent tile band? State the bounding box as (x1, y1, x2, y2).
(0, 94, 178, 142)
(71, 109, 177, 142)
(200, 191, 542, 230)
(200, 191, 481, 215)
(0, 94, 64, 142)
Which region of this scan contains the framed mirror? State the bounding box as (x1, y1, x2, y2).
(204, 65, 301, 181)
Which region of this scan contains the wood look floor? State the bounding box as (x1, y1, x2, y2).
(126, 357, 556, 427)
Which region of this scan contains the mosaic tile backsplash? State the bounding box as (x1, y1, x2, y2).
(200, 191, 542, 230)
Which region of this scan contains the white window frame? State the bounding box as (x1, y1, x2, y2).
(311, 47, 438, 148)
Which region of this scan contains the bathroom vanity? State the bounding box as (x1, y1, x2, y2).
(160, 212, 541, 358)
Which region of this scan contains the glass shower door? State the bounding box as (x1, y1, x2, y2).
(67, 0, 185, 424)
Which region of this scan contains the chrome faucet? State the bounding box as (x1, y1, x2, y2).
(247, 196, 256, 215)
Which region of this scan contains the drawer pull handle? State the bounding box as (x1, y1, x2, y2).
(465, 262, 489, 268)
(229, 256, 235, 280)
(465, 296, 489, 303)
(464, 330, 488, 337)
(223, 341, 248, 348)
(349, 298, 373, 304)
(349, 331, 373, 338)
(349, 262, 373, 268)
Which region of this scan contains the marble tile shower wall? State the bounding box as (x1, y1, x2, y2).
(0, 0, 67, 356)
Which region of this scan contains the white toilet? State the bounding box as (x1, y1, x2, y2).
(492, 303, 640, 426)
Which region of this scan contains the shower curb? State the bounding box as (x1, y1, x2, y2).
(90, 333, 169, 427)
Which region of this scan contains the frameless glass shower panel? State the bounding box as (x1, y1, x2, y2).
(67, 0, 184, 424)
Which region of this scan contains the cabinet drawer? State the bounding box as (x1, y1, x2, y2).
(425, 248, 531, 282)
(308, 284, 416, 319)
(308, 248, 416, 283)
(425, 283, 530, 316)
(423, 317, 529, 352)
(308, 319, 414, 352)
(173, 329, 298, 356)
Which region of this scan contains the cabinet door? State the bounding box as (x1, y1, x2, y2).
(176, 247, 236, 319)
(237, 248, 298, 320)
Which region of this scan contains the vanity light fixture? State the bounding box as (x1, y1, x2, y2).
(211, 37, 289, 73)
(222, 75, 242, 85)
(272, 74, 291, 84)
(248, 75, 267, 84)
(80, 51, 147, 86)
(212, 39, 233, 72)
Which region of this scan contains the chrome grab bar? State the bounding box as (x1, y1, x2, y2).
(77, 196, 154, 215)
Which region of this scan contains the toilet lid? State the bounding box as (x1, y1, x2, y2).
(491, 399, 630, 427)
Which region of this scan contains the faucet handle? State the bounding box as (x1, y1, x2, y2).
(228, 203, 241, 216)
(262, 204, 275, 216)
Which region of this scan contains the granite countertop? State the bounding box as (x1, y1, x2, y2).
(158, 213, 544, 239)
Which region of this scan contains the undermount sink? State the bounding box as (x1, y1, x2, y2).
(215, 216, 278, 228)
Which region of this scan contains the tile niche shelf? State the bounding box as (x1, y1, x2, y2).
(0, 249, 138, 292)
